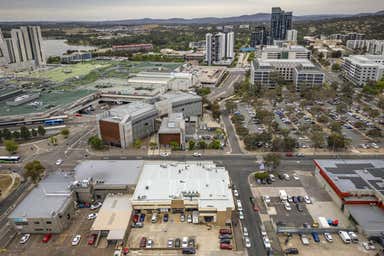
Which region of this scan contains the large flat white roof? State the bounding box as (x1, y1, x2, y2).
(132, 161, 235, 211)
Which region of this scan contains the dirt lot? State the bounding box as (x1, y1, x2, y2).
(5, 209, 115, 256)
(279, 233, 379, 256)
(127, 213, 234, 255)
(0, 172, 20, 201)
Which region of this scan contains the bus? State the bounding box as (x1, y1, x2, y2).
(0, 156, 21, 163)
(44, 119, 64, 126)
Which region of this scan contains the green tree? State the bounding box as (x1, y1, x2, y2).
(49, 136, 58, 145)
(209, 139, 221, 149)
(24, 160, 45, 183)
(60, 128, 70, 138)
(331, 63, 341, 71)
(366, 129, 382, 138)
(330, 121, 342, 133)
(20, 126, 31, 140)
(149, 142, 157, 150)
(263, 153, 281, 170)
(196, 87, 211, 96)
(254, 172, 269, 180)
(12, 131, 20, 139)
(225, 100, 237, 114)
(198, 140, 207, 149)
(211, 101, 221, 119)
(88, 136, 104, 150)
(169, 141, 180, 150)
(134, 139, 142, 149)
(310, 131, 325, 149)
(378, 96, 384, 110)
(327, 133, 349, 150)
(188, 140, 195, 150)
(37, 125, 46, 136)
(4, 140, 18, 154)
(2, 129, 12, 140)
(31, 128, 38, 137)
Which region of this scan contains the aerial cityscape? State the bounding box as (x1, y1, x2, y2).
(0, 1, 384, 256)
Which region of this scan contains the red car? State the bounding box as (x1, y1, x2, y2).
(139, 237, 147, 248)
(220, 243, 233, 250)
(219, 229, 232, 235)
(88, 234, 97, 245)
(253, 205, 260, 212)
(285, 152, 293, 157)
(42, 233, 52, 243)
(74, 113, 82, 117)
(133, 214, 139, 223)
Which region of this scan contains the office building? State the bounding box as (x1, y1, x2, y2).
(0, 29, 9, 66)
(8, 173, 75, 234)
(158, 91, 203, 118)
(250, 26, 267, 47)
(158, 113, 186, 150)
(314, 159, 384, 237)
(270, 7, 293, 41)
(330, 33, 365, 42)
(97, 102, 158, 148)
(189, 40, 206, 50)
(342, 55, 384, 86)
(286, 29, 298, 42)
(205, 31, 235, 65)
(61, 51, 92, 64)
(132, 161, 235, 225)
(346, 40, 384, 55)
(112, 43, 153, 53)
(251, 58, 324, 90)
(127, 72, 197, 91)
(260, 45, 311, 60)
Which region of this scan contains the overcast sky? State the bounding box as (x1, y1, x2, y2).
(0, 0, 383, 21)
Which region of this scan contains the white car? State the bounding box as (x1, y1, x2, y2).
(263, 236, 271, 249)
(182, 237, 189, 248)
(324, 233, 333, 242)
(244, 237, 251, 248)
(71, 235, 81, 246)
(243, 227, 249, 237)
(187, 214, 192, 223)
(88, 213, 97, 220)
(263, 195, 271, 204)
(239, 210, 244, 220)
(19, 234, 30, 244)
(293, 174, 300, 180)
(146, 239, 153, 248)
(90, 202, 102, 210)
(304, 196, 311, 204)
(233, 189, 239, 197)
(287, 196, 293, 203)
(167, 239, 174, 248)
(362, 241, 376, 250)
(160, 152, 169, 157)
(284, 201, 291, 211)
(56, 159, 63, 165)
(192, 152, 202, 157)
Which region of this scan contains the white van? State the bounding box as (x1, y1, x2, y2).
(237, 200, 243, 211)
(338, 231, 351, 244)
(151, 212, 158, 223)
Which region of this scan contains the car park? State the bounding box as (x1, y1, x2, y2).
(90, 202, 102, 210)
(88, 234, 97, 245)
(244, 237, 251, 248)
(324, 233, 333, 242)
(139, 237, 147, 248)
(71, 235, 81, 246)
(19, 234, 30, 244)
(42, 233, 52, 243)
(146, 239, 153, 248)
(88, 213, 97, 220)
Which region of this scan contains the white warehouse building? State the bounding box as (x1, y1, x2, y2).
(342, 55, 384, 86)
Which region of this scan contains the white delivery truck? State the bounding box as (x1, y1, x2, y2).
(319, 217, 330, 228)
(279, 190, 288, 201)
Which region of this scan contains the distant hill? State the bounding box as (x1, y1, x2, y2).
(0, 10, 383, 26)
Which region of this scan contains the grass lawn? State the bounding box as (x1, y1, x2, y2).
(30, 62, 111, 82)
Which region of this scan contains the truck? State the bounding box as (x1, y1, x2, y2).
(318, 217, 330, 228)
(279, 190, 288, 201)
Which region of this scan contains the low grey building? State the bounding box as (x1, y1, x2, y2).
(72, 160, 144, 202)
(158, 113, 186, 149)
(9, 173, 74, 234)
(159, 91, 202, 119)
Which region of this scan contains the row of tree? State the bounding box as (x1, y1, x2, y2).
(0, 126, 46, 141)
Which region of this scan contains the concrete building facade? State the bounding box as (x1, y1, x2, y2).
(205, 31, 235, 65)
(342, 55, 384, 86)
(270, 7, 293, 41)
(158, 113, 186, 149)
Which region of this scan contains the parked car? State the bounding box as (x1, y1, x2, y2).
(293, 174, 300, 180)
(286, 152, 293, 157)
(182, 237, 189, 248)
(72, 235, 81, 246)
(297, 196, 305, 203)
(244, 237, 251, 248)
(263, 195, 271, 204)
(182, 247, 196, 254)
(133, 214, 139, 223)
(133, 222, 143, 228)
(239, 210, 244, 220)
(220, 243, 233, 250)
(175, 238, 181, 248)
(163, 213, 169, 222)
(151, 212, 158, 223)
(219, 229, 232, 235)
(243, 227, 249, 237)
(278, 174, 284, 180)
(167, 239, 174, 248)
(88, 213, 97, 220)
(90, 202, 102, 210)
(284, 248, 299, 254)
(312, 232, 320, 243)
(160, 152, 169, 157)
(287, 196, 293, 203)
(362, 241, 376, 250)
(192, 152, 202, 157)
(233, 189, 239, 197)
(187, 214, 192, 223)
(348, 232, 359, 243)
(284, 201, 291, 211)
(219, 234, 232, 239)
(42, 234, 52, 243)
(300, 234, 309, 245)
(292, 196, 299, 203)
(283, 174, 291, 181)
(146, 239, 153, 248)
(263, 236, 271, 249)
(296, 204, 303, 212)
(55, 159, 63, 165)
(188, 238, 195, 248)
(139, 214, 145, 222)
(88, 234, 97, 245)
(220, 238, 231, 244)
(19, 234, 30, 244)
(304, 196, 311, 204)
(324, 233, 333, 242)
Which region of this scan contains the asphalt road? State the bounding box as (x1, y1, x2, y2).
(220, 102, 243, 154)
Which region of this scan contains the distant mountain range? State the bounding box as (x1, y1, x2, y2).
(1, 10, 383, 26)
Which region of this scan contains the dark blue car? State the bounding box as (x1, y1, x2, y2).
(139, 214, 145, 222)
(163, 213, 169, 222)
(312, 232, 320, 243)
